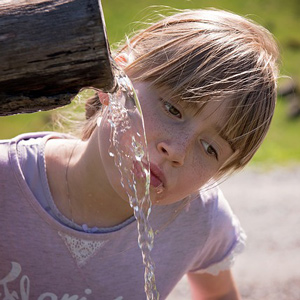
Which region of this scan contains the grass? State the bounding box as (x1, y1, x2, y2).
(1, 0, 300, 166)
(251, 98, 300, 167)
(0, 110, 53, 139)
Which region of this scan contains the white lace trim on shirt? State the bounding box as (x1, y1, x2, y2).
(195, 217, 247, 276)
(58, 232, 108, 268)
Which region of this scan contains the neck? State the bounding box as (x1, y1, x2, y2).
(46, 131, 133, 228)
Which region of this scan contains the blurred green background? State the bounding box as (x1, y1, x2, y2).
(1, 0, 300, 167)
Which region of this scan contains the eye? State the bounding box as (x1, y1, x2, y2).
(162, 100, 182, 118)
(201, 140, 219, 160)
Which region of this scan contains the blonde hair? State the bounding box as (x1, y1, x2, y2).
(84, 8, 279, 177)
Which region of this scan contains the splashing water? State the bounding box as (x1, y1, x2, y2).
(104, 62, 160, 300)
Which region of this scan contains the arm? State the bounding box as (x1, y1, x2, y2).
(187, 270, 241, 300)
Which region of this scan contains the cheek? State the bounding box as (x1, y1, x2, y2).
(98, 117, 111, 151)
(186, 156, 218, 187)
(142, 105, 174, 144)
(101, 107, 142, 153)
(184, 169, 206, 190)
(140, 98, 162, 127)
(143, 114, 161, 142)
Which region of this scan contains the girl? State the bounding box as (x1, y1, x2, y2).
(0, 8, 278, 300)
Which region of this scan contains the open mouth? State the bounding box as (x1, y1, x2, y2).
(132, 161, 165, 192)
(149, 164, 165, 194)
(149, 170, 163, 188)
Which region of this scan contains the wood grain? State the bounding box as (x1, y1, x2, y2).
(0, 0, 115, 115)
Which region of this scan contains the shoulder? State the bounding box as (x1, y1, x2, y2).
(197, 186, 243, 244)
(199, 185, 228, 208)
(0, 132, 63, 150)
(190, 186, 234, 226)
(153, 187, 236, 247)
(0, 131, 68, 175)
(157, 186, 233, 233)
(187, 186, 246, 275)
(189, 187, 240, 247)
(0, 138, 11, 169)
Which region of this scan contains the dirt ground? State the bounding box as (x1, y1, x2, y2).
(166, 166, 300, 300)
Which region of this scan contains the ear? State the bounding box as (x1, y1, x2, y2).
(114, 53, 132, 68)
(98, 91, 109, 106)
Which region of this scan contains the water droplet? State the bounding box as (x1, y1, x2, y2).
(155, 184, 164, 195)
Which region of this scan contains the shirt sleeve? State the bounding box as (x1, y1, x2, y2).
(190, 187, 247, 276)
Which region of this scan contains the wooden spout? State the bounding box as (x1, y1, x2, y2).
(0, 0, 115, 115)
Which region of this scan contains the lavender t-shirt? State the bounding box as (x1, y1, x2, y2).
(0, 133, 246, 300)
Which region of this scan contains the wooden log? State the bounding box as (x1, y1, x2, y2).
(0, 0, 115, 115)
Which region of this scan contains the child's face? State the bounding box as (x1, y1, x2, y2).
(132, 81, 233, 204)
(97, 81, 233, 206)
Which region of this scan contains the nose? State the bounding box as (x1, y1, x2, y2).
(157, 138, 191, 167)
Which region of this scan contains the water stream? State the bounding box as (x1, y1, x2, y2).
(104, 62, 160, 300)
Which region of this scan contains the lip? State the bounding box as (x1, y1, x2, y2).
(149, 163, 165, 189)
(132, 161, 165, 190)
